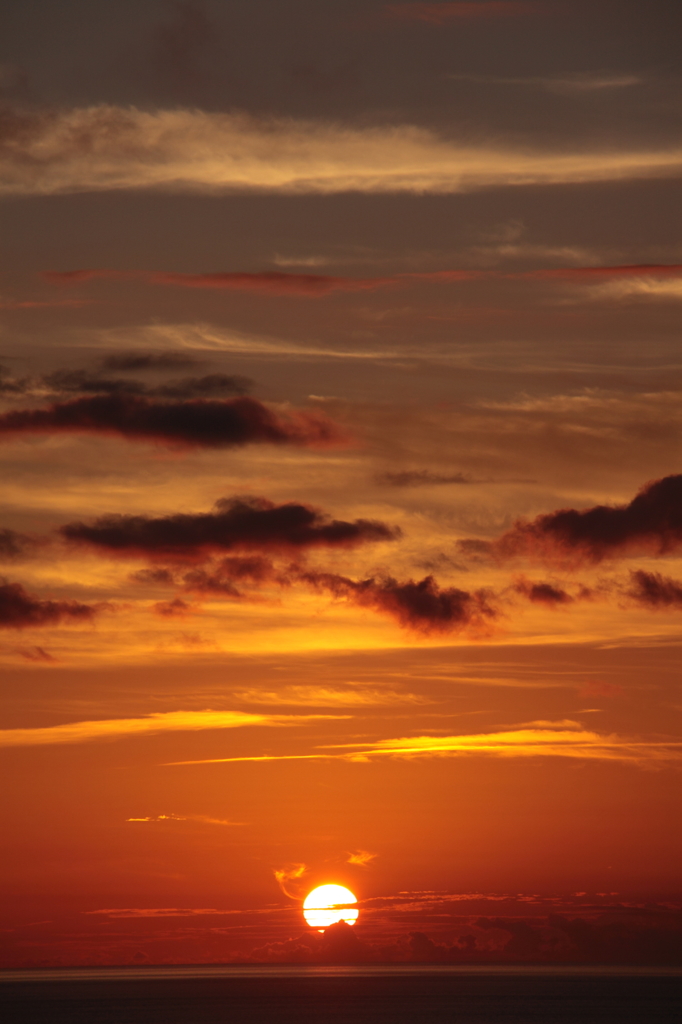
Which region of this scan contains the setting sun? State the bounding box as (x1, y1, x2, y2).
(303, 885, 359, 930)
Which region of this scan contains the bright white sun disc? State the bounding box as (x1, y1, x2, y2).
(303, 884, 358, 929)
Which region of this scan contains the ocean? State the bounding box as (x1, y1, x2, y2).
(1, 965, 681, 1023)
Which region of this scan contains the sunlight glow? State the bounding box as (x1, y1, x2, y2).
(302, 884, 358, 930)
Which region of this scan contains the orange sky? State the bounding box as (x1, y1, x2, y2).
(1, 0, 681, 967)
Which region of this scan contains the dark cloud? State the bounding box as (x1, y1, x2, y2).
(60, 497, 400, 560)
(514, 578, 573, 606)
(376, 470, 474, 487)
(0, 528, 35, 562)
(0, 394, 342, 449)
(491, 475, 682, 565)
(42, 369, 147, 396)
(301, 571, 496, 634)
(625, 569, 682, 608)
(99, 351, 204, 372)
(152, 374, 253, 398)
(42, 368, 252, 399)
(0, 579, 95, 629)
(183, 556, 281, 597)
(15, 645, 56, 662)
(0, 365, 31, 395)
(153, 597, 195, 617)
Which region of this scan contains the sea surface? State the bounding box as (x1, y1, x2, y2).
(1, 964, 681, 1023)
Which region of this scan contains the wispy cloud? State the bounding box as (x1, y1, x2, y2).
(3, 106, 681, 197)
(0, 710, 344, 748)
(167, 724, 682, 767)
(233, 686, 429, 706)
(347, 850, 377, 866)
(447, 72, 642, 94)
(274, 863, 308, 899)
(126, 813, 243, 826)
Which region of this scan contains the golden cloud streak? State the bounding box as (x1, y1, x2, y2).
(3, 107, 682, 196)
(165, 727, 682, 766)
(0, 710, 346, 748)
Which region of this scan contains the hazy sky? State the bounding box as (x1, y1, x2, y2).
(1, 0, 681, 967)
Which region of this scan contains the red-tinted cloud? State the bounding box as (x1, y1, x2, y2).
(625, 569, 682, 608)
(43, 264, 682, 297)
(0, 394, 343, 449)
(384, 3, 544, 24)
(302, 571, 496, 634)
(492, 474, 682, 566)
(43, 269, 396, 295)
(0, 579, 95, 629)
(60, 497, 400, 560)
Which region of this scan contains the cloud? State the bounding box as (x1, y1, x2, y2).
(0, 528, 35, 561)
(625, 569, 682, 609)
(126, 813, 242, 826)
(301, 571, 497, 635)
(167, 724, 682, 767)
(60, 496, 399, 559)
(99, 350, 205, 371)
(232, 686, 428, 706)
(43, 268, 396, 295)
(384, 3, 544, 24)
(42, 263, 682, 304)
(0, 709, 335, 748)
(37, 367, 253, 399)
(376, 470, 474, 487)
(274, 863, 308, 899)
(347, 850, 377, 867)
(153, 597, 196, 617)
(0, 394, 342, 449)
(3, 105, 682, 197)
(14, 645, 57, 662)
(324, 725, 682, 763)
(490, 475, 682, 566)
(0, 579, 96, 629)
(86, 907, 237, 918)
(513, 578, 574, 606)
(447, 72, 643, 94)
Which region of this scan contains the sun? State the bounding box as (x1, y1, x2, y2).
(302, 884, 359, 930)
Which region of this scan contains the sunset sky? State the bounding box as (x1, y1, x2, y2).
(1, 0, 681, 967)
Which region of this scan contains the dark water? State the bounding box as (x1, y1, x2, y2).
(1, 965, 681, 1024)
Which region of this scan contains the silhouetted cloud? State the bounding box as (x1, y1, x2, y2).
(39, 368, 252, 399)
(0, 579, 96, 629)
(0, 394, 342, 449)
(99, 350, 204, 371)
(0, 528, 35, 561)
(490, 474, 682, 565)
(301, 571, 496, 634)
(153, 597, 195, 617)
(61, 497, 400, 559)
(384, 3, 544, 24)
(514, 578, 573, 606)
(625, 569, 682, 608)
(377, 470, 474, 487)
